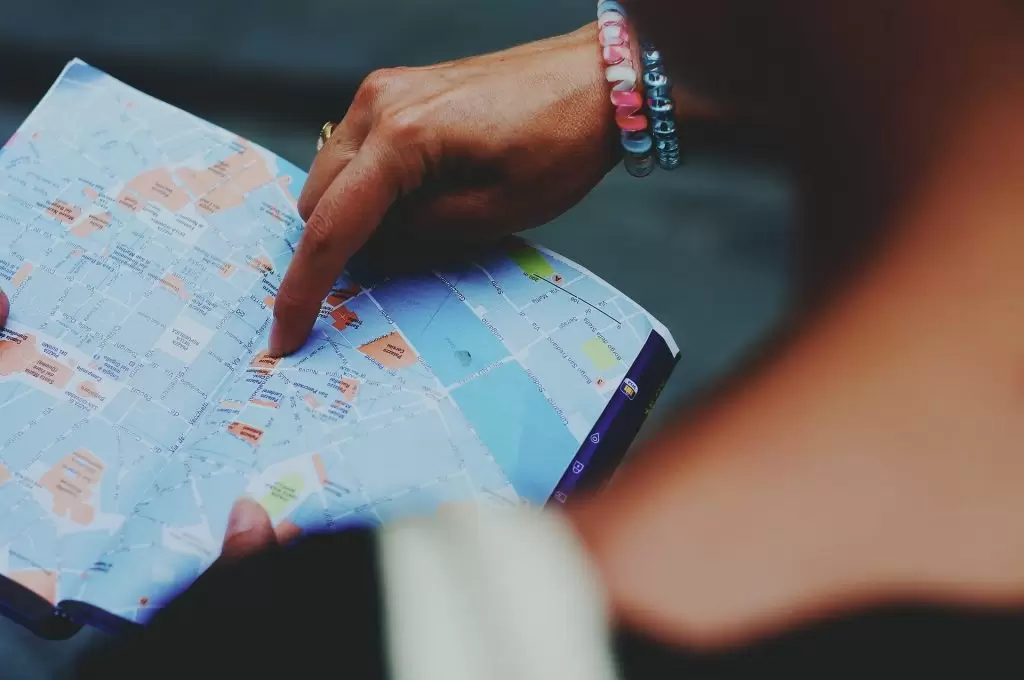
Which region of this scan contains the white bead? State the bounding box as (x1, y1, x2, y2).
(599, 24, 625, 47)
(605, 64, 637, 89)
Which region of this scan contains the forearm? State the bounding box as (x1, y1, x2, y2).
(569, 73, 1024, 648)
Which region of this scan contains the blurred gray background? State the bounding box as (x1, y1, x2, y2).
(0, 0, 793, 675)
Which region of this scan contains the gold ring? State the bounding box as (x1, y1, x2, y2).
(317, 121, 335, 151)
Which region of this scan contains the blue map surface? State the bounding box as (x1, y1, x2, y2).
(0, 60, 676, 624)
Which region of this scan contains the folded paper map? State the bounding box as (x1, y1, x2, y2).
(0, 60, 678, 637)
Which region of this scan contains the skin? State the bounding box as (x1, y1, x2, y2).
(268, 24, 717, 357)
(568, 0, 1024, 648)
(7, 0, 1024, 654)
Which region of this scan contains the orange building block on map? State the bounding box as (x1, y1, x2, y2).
(358, 332, 418, 370)
(39, 449, 105, 526)
(228, 422, 264, 446)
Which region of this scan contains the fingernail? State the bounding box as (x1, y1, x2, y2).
(268, 322, 285, 358)
(226, 497, 263, 537)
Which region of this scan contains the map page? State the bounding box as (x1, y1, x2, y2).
(0, 60, 678, 625)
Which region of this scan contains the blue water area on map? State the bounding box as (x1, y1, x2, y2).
(372, 275, 510, 386)
(435, 397, 512, 491)
(451, 361, 580, 503)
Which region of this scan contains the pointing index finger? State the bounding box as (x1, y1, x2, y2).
(270, 141, 400, 357)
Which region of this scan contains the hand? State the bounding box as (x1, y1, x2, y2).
(269, 25, 620, 356)
(0, 289, 8, 329)
(220, 497, 302, 561)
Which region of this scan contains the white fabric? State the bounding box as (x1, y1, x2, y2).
(380, 508, 620, 680)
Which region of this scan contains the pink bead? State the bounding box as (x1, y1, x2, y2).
(598, 10, 624, 27)
(611, 90, 643, 108)
(602, 44, 631, 66)
(616, 111, 648, 131)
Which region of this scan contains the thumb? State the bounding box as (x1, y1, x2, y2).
(0, 288, 9, 329)
(221, 497, 277, 561)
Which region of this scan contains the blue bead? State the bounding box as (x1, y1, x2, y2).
(657, 154, 682, 170)
(652, 118, 676, 136)
(655, 138, 680, 153)
(641, 49, 662, 69)
(621, 130, 653, 154)
(644, 71, 668, 90)
(597, 0, 628, 17)
(648, 97, 674, 115)
(645, 84, 671, 100)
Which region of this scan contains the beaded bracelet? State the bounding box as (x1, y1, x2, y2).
(642, 45, 682, 170)
(596, 1, 682, 176)
(597, 0, 654, 178)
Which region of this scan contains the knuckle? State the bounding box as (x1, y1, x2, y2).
(356, 68, 402, 107)
(302, 212, 335, 253)
(379, 103, 430, 146)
